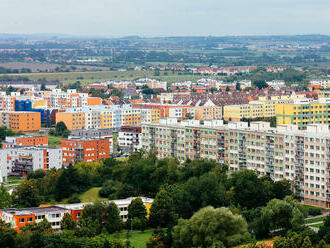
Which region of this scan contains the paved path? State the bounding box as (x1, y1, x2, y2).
(305, 212, 329, 220)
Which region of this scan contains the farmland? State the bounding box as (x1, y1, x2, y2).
(1, 70, 225, 85)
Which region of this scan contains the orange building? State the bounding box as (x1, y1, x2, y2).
(0, 111, 41, 132)
(2, 135, 48, 148)
(87, 97, 102, 105)
(194, 106, 222, 120)
(132, 103, 193, 118)
(61, 138, 110, 165)
(56, 112, 85, 130)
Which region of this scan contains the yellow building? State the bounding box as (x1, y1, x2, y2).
(224, 94, 307, 121)
(276, 98, 330, 129)
(100, 110, 113, 129)
(223, 104, 264, 121)
(141, 109, 160, 124)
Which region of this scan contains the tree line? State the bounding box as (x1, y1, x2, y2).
(1, 151, 329, 247)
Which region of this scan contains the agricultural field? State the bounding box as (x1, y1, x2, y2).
(0, 62, 109, 72)
(2, 70, 225, 85)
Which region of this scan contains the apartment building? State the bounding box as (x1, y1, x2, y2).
(45, 89, 88, 108)
(223, 94, 306, 121)
(276, 98, 330, 129)
(118, 127, 141, 153)
(140, 109, 160, 124)
(193, 106, 222, 120)
(0, 197, 154, 232)
(69, 128, 113, 154)
(0, 92, 15, 111)
(132, 103, 193, 118)
(0, 146, 62, 181)
(0, 111, 41, 132)
(2, 135, 48, 148)
(142, 119, 330, 208)
(57, 105, 160, 131)
(61, 138, 110, 165)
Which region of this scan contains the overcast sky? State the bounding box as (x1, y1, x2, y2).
(1, 0, 329, 37)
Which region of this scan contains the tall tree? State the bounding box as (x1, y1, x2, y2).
(128, 197, 147, 230)
(172, 206, 249, 248)
(149, 189, 177, 228)
(61, 212, 76, 230)
(12, 179, 41, 207)
(104, 202, 123, 234)
(0, 185, 11, 208)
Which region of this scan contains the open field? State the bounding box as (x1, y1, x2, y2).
(0, 62, 109, 72)
(0, 70, 225, 85)
(111, 229, 154, 248)
(78, 187, 107, 203)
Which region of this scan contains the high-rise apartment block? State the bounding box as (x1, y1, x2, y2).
(142, 119, 330, 208)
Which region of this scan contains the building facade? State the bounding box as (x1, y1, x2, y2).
(2, 136, 48, 148)
(142, 119, 330, 208)
(0, 146, 62, 181)
(61, 138, 110, 165)
(276, 98, 330, 129)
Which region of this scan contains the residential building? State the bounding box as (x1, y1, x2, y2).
(142, 119, 330, 208)
(0, 197, 153, 232)
(61, 138, 110, 165)
(0, 146, 62, 181)
(0, 111, 41, 132)
(118, 127, 141, 153)
(69, 129, 113, 154)
(276, 98, 330, 129)
(2, 135, 48, 148)
(193, 106, 222, 120)
(223, 94, 307, 121)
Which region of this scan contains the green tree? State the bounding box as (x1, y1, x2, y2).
(225, 86, 230, 92)
(12, 179, 41, 207)
(104, 202, 122, 234)
(128, 198, 147, 230)
(301, 236, 312, 248)
(79, 202, 106, 236)
(318, 215, 330, 243)
(61, 212, 76, 230)
(172, 206, 249, 248)
(55, 121, 69, 137)
(261, 196, 304, 235)
(149, 189, 177, 228)
(21, 218, 52, 235)
(0, 223, 17, 248)
(227, 170, 268, 209)
(235, 82, 241, 90)
(0, 185, 11, 208)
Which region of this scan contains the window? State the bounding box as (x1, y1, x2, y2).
(28, 217, 33, 222)
(20, 218, 25, 223)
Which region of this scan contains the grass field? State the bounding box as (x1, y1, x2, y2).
(111, 229, 154, 248)
(79, 187, 107, 203)
(304, 216, 326, 224)
(48, 135, 62, 147)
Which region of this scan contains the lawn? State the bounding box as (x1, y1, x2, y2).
(48, 135, 62, 147)
(111, 229, 154, 248)
(304, 216, 326, 224)
(310, 223, 324, 228)
(79, 187, 107, 203)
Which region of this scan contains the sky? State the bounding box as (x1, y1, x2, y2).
(0, 0, 329, 37)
